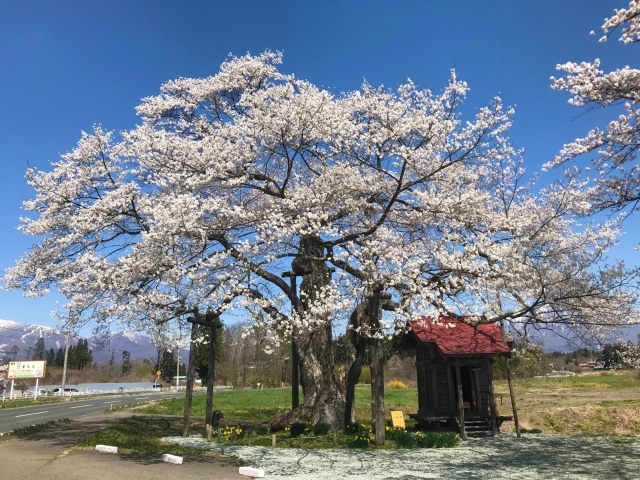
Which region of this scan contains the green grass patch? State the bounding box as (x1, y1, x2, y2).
(79, 415, 458, 452)
(596, 399, 640, 407)
(508, 372, 638, 390)
(77, 416, 225, 456)
(131, 387, 420, 424)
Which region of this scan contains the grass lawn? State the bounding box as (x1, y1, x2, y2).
(77, 415, 236, 456)
(78, 372, 640, 456)
(126, 370, 640, 436)
(129, 386, 418, 425)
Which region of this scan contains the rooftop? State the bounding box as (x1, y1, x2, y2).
(408, 316, 511, 357)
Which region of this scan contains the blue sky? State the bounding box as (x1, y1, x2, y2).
(0, 0, 637, 336)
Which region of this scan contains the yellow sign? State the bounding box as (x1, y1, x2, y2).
(390, 410, 405, 429)
(156, 370, 162, 376)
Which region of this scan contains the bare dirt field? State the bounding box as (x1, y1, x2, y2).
(493, 371, 640, 435)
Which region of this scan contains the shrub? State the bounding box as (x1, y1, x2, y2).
(220, 425, 244, 440)
(256, 425, 269, 436)
(393, 429, 418, 448)
(346, 432, 374, 448)
(415, 431, 460, 448)
(313, 422, 332, 436)
(387, 380, 407, 389)
(344, 422, 368, 435)
(385, 426, 407, 441)
(290, 422, 312, 437)
(358, 366, 371, 384)
(391, 430, 460, 449)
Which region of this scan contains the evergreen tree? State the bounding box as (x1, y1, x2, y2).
(45, 348, 55, 365)
(33, 337, 45, 360)
(122, 350, 131, 376)
(25, 346, 33, 360)
(194, 324, 223, 382)
(75, 339, 93, 370)
(598, 344, 625, 369)
(54, 347, 65, 367)
(159, 350, 177, 383)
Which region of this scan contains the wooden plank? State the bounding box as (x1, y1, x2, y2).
(455, 360, 467, 440)
(474, 368, 482, 411)
(487, 357, 498, 436)
(506, 357, 521, 438)
(431, 365, 439, 409)
(447, 362, 455, 412)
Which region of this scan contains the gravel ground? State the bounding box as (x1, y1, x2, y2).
(162, 434, 640, 479)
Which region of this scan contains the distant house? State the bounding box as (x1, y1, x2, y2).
(404, 317, 514, 438)
(578, 360, 598, 368)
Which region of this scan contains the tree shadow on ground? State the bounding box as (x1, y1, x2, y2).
(14, 419, 115, 448)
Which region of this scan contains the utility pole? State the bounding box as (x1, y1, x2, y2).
(175, 325, 183, 390)
(176, 347, 180, 390)
(60, 333, 70, 396)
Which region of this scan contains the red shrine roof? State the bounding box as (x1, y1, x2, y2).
(408, 316, 510, 357)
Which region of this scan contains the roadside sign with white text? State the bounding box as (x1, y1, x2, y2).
(8, 360, 46, 379)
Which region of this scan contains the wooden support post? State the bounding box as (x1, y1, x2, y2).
(505, 357, 521, 438)
(218, 428, 222, 443)
(248, 430, 252, 446)
(487, 358, 498, 436)
(299, 435, 304, 448)
(205, 315, 222, 437)
(206, 424, 212, 441)
(474, 368, 482, 411)
(447, 364, 455, 412)
(431, 365, 439, 409)
(182, 320, 199, 437)
(282, 272, 301, 410)
(370, 291, 385, 446)
(455, 361, 467, 440)
(333, 429, 337, 445)
(272, 434, 276, 447)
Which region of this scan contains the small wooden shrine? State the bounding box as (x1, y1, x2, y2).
(405, 316, 515, 438)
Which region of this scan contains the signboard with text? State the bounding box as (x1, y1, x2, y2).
(390, 410, 406, 429)
(8, 360, 46, 379)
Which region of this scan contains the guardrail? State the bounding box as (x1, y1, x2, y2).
(0, 384, 234, 402)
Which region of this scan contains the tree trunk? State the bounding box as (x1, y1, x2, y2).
(205, 316, 222, 437)
(345, 301, 369, 426)
(344, 295, 398, 428)
(182, 320, 199, 437)
(271, 236, 345, 430)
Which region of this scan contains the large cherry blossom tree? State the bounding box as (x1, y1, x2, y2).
(5, 52, 638, 428)
(547, 0, 640, 214)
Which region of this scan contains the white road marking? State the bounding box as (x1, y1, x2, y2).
(104, 400, 121, 404)
(15, 411, 49, 418)
(136, 397, 149, 400)
(69, 404, 93, 409)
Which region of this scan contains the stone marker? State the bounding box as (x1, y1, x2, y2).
(95, 445, 118, 453)
(162, 453, 184, 465)
(239, 466, 265, 478)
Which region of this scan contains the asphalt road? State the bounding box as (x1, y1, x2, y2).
(0, 391, 189, 433)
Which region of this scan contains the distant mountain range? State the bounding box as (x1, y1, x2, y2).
(0, 319, 189, 364)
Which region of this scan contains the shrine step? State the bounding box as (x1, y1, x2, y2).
(459, 418, 494, 437)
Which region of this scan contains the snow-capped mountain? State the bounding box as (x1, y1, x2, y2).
(0, 319, 189, 364)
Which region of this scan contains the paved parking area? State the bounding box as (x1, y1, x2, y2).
(0, 413, 242, 480)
